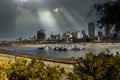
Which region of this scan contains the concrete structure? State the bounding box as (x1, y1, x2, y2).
(50, 34, 62, 40)
(57, 34, 62, 40)
(43, 29, 48, 40)
(37, 29, 48, 41)
(50, 34, 56, 40)
(81, 30, 86, 35)
(81, 30, 86, 38)
(88, 22, 95, 38)
(74, 31, 81, 39)
(62, 31, 72, 39)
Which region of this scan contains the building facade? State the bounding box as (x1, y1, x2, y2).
(37, 29, 48, 41)
(74, 31, 81, 39)
(88, 22, 95, 38)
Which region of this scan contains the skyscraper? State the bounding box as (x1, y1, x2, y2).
(88, 22, 95, 38)
(74, 31, 81, 39)
(37, 29, 48, 41)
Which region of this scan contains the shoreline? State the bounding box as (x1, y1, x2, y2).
(12, 43, 120, 49)
(0, 48, 74, 72)
(0, 48, 75, 64)
(0, 43, 120, 73)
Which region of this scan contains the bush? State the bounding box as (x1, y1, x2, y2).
(0, 50, 120, 80)
(68, 50, 120, 80)
(0, 57, 65, 80)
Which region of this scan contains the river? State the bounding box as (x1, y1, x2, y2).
(1, 47, 120, 58)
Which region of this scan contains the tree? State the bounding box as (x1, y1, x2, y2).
(0, 57, 65, 80)
(90, 0, 120, 34)
(68, 50, 120, 80)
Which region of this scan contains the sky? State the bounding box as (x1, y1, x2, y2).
(0, 0, 105, 40)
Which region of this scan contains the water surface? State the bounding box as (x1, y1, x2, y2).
(1, 47, 120, 58)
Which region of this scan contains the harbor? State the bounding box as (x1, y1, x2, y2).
(1, 43, 120, 59)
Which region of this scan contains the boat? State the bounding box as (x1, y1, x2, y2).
(38, 46, 48, 50)
(71, 45, 85, 51)
(54, 47, 59, 51)
(72, 47, 80, 50)
(38, 47, 45, 49)
(52, 45, 85, 51)
(58, 47, 68, 51)
(53, 46, 69, 51)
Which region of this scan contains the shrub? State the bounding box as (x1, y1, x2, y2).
(68, 51, 120, 80)
(0, 57, 65, 80)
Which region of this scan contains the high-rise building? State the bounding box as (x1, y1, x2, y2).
(37, 29, 48, 41)
(50, 33, 56, 40)
(81, 30, 86, 38)
(74, 31, 81, 39)
(88, 22, 95, 38)
(57, 34, 62, 40)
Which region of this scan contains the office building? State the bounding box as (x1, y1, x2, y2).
(74, 31, 81, 39)
(37, 29, 48, 41)
(88, 22, 95, 38)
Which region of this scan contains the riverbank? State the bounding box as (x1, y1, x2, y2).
(12, 43, 120, 49)
(0, 43, 120, 73)
(0, 48, 74, 73)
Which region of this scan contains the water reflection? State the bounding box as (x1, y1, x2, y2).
(1, 47, 120, 58)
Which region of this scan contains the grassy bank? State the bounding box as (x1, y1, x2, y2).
(0, 48, 73, 73)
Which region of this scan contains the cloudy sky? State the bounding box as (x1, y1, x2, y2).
(0, 0, 105, 40)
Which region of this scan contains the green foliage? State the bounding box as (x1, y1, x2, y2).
(90, 0, 120, 32)
(68, 51, 120, 80)
(0, 57, 65, 80)
(0, 58, 10, 80)
(0, 51, 120, 80)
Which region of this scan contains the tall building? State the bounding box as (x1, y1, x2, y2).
(74, 31, 81, 39)
(43, 29, 48, 40)
(81, 30, 86, 38)
(57, 34, 62, 40)
(37, 29, 48, 41)
(50, 33, 56, 40)
(88, 22, 95, 38)
(62, 31, 72, 39)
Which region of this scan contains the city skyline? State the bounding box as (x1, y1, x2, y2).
(0, 0, 106, 40)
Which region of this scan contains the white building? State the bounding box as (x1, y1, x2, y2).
(74, 31, 81, 39)
(62, 31, 72, 39)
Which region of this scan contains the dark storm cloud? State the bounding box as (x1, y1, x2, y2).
(0, 0, 106, 39)
(21, 0, 52, 17)
(21, 0, 96, 20)
(0, 0, 19, 38)
(56, 0, 102, 17)
(21, 0, 93, 29)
